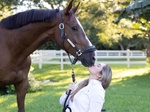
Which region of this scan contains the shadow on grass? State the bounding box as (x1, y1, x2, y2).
(1, 64, 150, 112)
(26, 70, 150, 112)
(104, 72, 150, 112)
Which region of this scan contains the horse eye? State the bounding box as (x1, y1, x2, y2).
(71, 26, 78, 31)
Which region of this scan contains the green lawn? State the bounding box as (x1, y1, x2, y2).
(0, 64, 150, 112)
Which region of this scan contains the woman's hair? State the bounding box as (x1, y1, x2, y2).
(70, 64, 112, 101)
(70, 78, 89, 101)
(98, 65, 112, 89)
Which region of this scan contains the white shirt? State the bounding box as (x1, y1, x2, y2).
(59, 79, 105, 112)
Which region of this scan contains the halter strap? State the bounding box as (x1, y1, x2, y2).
(58, 9, 96, 65)
(59, 10, 65, 38)
(59, 9, 95, 112)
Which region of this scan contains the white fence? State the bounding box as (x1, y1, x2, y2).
(30, 50, 147, 70)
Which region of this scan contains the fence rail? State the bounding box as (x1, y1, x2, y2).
(30, 50, 147, 70)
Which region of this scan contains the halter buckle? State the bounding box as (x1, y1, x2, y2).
(59, 23, 64, 29)
(76, 50, 82, 56)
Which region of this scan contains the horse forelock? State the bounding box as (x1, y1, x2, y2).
(0, 9, 57, 29)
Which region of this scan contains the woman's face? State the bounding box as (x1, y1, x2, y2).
(88, 63, 106, 75)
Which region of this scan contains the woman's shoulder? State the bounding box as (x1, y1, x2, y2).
(89, 80, 105, 92)
(76, 79, 83, 84)
(76, 78, 87, 85)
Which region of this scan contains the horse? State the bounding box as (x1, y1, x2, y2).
(0, 0, 96, 112)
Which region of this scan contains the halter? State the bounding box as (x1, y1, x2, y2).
(59, 10, 75, 111)
(58, 9, 96, 112)
(58, 10, 96, 65)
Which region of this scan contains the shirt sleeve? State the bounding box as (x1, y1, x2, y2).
(59, 80, 83, 106)
(59, 92, 70, 106)
(88, 88, 105, 112)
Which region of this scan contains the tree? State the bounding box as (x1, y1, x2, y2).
(0, 0, 146, 50)
(114, 0, 150, 61)
(76, 1, 104, 49)
(114, 0, 150, 24)
(94, 0, 142, 50)
(0, 1, 14, 20)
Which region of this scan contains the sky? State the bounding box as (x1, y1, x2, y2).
(14, 0, 66, 13)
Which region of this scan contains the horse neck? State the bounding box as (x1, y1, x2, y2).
(12, 21, 57, 60)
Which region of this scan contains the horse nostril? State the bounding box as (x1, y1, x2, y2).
(92, 56, 95, 62)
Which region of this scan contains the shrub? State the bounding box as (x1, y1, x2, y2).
(0, 66, 42, 95)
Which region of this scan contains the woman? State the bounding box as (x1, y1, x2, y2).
(59, 63, 112, 112)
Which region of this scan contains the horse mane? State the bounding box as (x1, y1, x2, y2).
(0, 9, 58, 29)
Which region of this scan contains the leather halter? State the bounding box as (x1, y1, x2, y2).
(58, 10, 96, 64)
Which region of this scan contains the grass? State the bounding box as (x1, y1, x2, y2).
(0, 64, 150, 112)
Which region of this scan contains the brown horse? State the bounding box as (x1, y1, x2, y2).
(0, 0, 96, 112)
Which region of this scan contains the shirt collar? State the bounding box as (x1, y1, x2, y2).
(88, 79, 102, 85)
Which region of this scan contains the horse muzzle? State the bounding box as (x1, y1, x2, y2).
(71, 45, 96, 67)
(80, 51, 96, 67)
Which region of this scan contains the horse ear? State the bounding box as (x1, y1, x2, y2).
(64, 0, 74, 16)
(72, 2, 80, 14)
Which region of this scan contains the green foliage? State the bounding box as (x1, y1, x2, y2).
(0, 85, 15, 95)
(0, 2, 13, 20)
(28, 66, 42, 92)
(0, 0, 148, 50)
(38, 42, 60, 50)
(146, 57, 150, 66)
(132, 18, 150, 32)
(78, 1, 104, 46)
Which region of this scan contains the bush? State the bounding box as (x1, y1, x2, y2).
(28, 73, 42, 92)
(0, 66, 42, 95)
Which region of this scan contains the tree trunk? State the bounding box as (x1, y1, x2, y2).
(146, 35, 150, 64)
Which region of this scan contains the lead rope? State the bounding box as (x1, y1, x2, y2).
(62, 64, 75, 112)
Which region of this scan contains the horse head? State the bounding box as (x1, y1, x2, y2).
(55, 0, 96, 67)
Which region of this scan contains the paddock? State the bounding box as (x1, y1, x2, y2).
(0, 64, 149, 112)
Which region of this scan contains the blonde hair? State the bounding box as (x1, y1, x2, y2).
(70, 78, 89, 101)
(70, 64, 112, 101)
(98, 65, 112, 89)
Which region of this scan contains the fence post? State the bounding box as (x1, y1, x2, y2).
(60, 50, 64, 70)
(39, 50, 42, 69)
(95, 50, 97, 63)
(127, 49, 130, 68)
